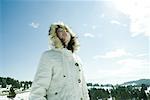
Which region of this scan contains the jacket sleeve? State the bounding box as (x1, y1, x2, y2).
(82, 71, 90, 100)
(29, 51, 53, 100)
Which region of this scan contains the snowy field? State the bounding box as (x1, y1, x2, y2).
(0, 93, 113, 100)
(0, 92, 30, 100)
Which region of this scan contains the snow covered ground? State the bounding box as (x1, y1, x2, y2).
(0, 91, 30, 100)
(0, 92, 113, 100)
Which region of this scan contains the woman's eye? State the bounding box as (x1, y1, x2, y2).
(57, 29, 64, 32)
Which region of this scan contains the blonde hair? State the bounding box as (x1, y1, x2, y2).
(48, 22, 80, 53)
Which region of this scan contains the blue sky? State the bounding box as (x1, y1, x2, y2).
(1, 0, 150, 85)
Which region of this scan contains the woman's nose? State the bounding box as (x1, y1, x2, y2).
(62, 31, 67, 37)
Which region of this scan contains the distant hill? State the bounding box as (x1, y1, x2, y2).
(121, 79, 150, 86)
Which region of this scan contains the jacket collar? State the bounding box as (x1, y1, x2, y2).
(51, 48, 73, 55)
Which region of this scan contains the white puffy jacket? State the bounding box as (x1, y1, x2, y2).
(29, 48, 90, 100)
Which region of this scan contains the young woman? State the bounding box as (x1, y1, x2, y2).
(29, 22, 90, 100)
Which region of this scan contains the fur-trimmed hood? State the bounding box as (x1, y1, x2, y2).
(48, 22, 80, 53)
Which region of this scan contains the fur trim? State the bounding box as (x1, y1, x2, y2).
(48, 22, 80, 52)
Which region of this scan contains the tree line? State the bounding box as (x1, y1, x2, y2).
(88, 83, 150, 100)
(0, 77, 32, 90)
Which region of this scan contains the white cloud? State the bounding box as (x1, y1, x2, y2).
(110, 20, 121, 25)
(93, 49, 149, 61)
(117, 58, 148, 67)
(94, 49, 129, 59)
(113, 0, 150, 37)
(29, 22, 39, 29)
(84, 33, 95, 38)
(93, 49, 149, 60)
(110, 20, 128, 27)
(136, 53, 147, 57)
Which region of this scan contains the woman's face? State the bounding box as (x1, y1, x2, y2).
(56, 27, 71, 46)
